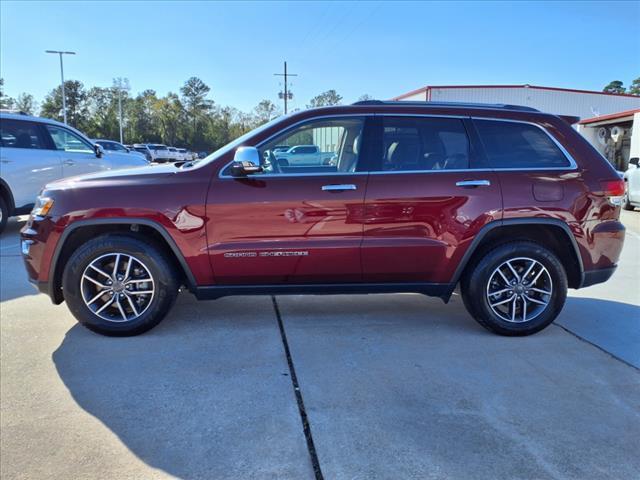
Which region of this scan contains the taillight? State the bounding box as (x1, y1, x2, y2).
(600, 179, 625, 206)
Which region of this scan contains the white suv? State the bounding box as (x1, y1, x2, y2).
(0, 112, 147, 232)
(623, 157, 640, 211)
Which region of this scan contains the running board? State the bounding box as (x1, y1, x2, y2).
(194, 282, 455, 302)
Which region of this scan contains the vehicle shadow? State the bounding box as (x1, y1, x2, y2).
(51, 294, 639, 479)
(558, 295, 640, 368)
(51, 294, 312, 480)
(0, 217, 37, 302)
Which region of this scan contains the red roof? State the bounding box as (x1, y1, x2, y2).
(579, 108, 640, 125)
(393, 84, 640, 101)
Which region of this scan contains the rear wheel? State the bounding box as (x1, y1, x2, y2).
(62, 234, 179, 336)
(461, 241, 567, 336)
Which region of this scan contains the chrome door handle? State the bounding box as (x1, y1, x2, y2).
(455, 180, 491, 188)
(63, 159, 75, 166)
(322, 184, 357, 191)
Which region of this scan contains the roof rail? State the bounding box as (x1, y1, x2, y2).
(351, 100, 540, 113)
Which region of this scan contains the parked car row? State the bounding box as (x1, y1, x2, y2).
(128, 144, 198, 163)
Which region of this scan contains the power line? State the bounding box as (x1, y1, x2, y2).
(274, 61, 298, 115)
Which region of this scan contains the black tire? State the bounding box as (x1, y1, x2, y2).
(622, 182, 634, 211)
(0, 196, 8, 233)
(460, 241, 567, 336)
(62, 234, 179, 336)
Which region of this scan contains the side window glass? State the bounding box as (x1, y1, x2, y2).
(229, 117, 364, 176)
(45, 125, 94, 153)
(0, 119, 47, 149)
(379, 117, 470, 171)
(475, 120, 570, 168)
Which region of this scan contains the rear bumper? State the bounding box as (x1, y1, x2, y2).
(580, 266, 617, 288)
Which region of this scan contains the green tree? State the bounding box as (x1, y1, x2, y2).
(253, 99, 279, 125)
(128, 90, 161, 143)
(307, 89, 343, 108)
(628, 77, 640, 96)
(180, 77, 213, 146)
(40, 80, 89, 129)
(84, 86, 119, 139)
(0, 78, 15, 110)
(357, 94, 374, 102)
(603, 80, 626, 94)
(155, 93, 184, 146)
(14, 93, 37, 115)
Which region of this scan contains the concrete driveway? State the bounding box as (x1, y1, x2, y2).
(1, 212, 639, 479)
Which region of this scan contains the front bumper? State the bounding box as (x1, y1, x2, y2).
(21, 215, 63, 303)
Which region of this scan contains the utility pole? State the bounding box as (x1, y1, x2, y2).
(274, 61, 297, 114)
(118, 88, 123, 144)
(113, 78, 129, 144)
(45, 50, 76, 124)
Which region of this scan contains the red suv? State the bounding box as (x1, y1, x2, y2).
(21, 101, 626, 336)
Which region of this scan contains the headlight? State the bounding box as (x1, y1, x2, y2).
(32, 196, 55, 217)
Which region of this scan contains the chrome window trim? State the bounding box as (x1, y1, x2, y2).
(218, 113, 578, 179)
(218, 114, 371, 179)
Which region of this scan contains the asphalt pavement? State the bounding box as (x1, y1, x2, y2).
(1, 212, 638, 479)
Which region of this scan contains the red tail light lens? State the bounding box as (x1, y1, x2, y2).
(600, 179, 625, 205)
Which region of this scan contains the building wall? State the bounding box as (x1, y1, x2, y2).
(400, 87, 640, 119)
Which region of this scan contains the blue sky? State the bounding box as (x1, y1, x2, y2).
(1, 1, 639, 112)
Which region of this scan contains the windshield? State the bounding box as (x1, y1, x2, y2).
(192, 115, 289, 168)
(149, 145, 168, 151)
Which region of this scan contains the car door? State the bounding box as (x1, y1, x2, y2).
(0, 118, 63, 208)
(206, 116, 368, 284)
(361, 115, 502, 284)
(44, 124, 103, 177)
(629, 160, 640, 202)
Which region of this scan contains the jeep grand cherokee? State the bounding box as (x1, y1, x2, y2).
(21, 101, 626, 336)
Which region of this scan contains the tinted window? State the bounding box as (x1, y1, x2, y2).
(475, 120, 570, 169)
(0, 119, 47, 149)
(378, 117, 470, 171)
(46, 126, 94, 153)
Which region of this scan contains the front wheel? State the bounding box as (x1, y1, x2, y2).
(461, 241, 568, 336)
(62, 234, 179, 336)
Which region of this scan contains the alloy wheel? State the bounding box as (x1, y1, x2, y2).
(486, 257, 553, 323)
(81, 253, 155, 322)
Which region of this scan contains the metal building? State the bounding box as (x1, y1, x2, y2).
(393, 84, 640, 120)
(578, 109, 640, 170)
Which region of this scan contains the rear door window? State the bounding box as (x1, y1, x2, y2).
(0, 119, 47, 149)
(373, 117, 471, 171)
(474, 119, 571, 169)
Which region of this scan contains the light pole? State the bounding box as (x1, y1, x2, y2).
(45, 50, 76, 124)
(113, 78, 129, 144)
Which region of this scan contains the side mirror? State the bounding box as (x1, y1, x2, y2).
(230, 146, 262, 177)
(629, 157, 639, 167)
(94, 143, 104, 158)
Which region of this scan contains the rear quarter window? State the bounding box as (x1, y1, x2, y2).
(475, 119, 570, 169)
